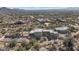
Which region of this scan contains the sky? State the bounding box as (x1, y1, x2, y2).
(0, 0, 79, 7)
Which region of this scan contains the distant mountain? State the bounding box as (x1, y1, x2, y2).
(0, 7, 79, 14)
(14, 7, 65, 10)
(0, 7, 26, 14)
(9, 7, 79, 10)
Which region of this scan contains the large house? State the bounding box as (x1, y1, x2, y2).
(29, 29, 59, 40)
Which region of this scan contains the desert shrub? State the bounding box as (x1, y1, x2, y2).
(33, 43, 40, 51)
(29, 39, 38, 46)
(21, 41, 28, 47)
(15, 32, 20, 38)
(21, 39, 38, 50)
(63, 37, 74, 51)
(16, 46, 25, 51)
(25, 43, 32, 50)
(69, 27, 76, 32)
(1, 29, 6, 34)
(20, 40, 33, 50)
(8, 40, 17, 48)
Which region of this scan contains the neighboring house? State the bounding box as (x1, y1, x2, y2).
(14, 20, 24, 25)
(55, 26, 69, 34)
(37, 18, 50, 23)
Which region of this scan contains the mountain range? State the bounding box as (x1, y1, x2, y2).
(0, 7, 79, 14)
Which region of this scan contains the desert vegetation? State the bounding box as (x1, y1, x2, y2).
(0, 7, 79, 51)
